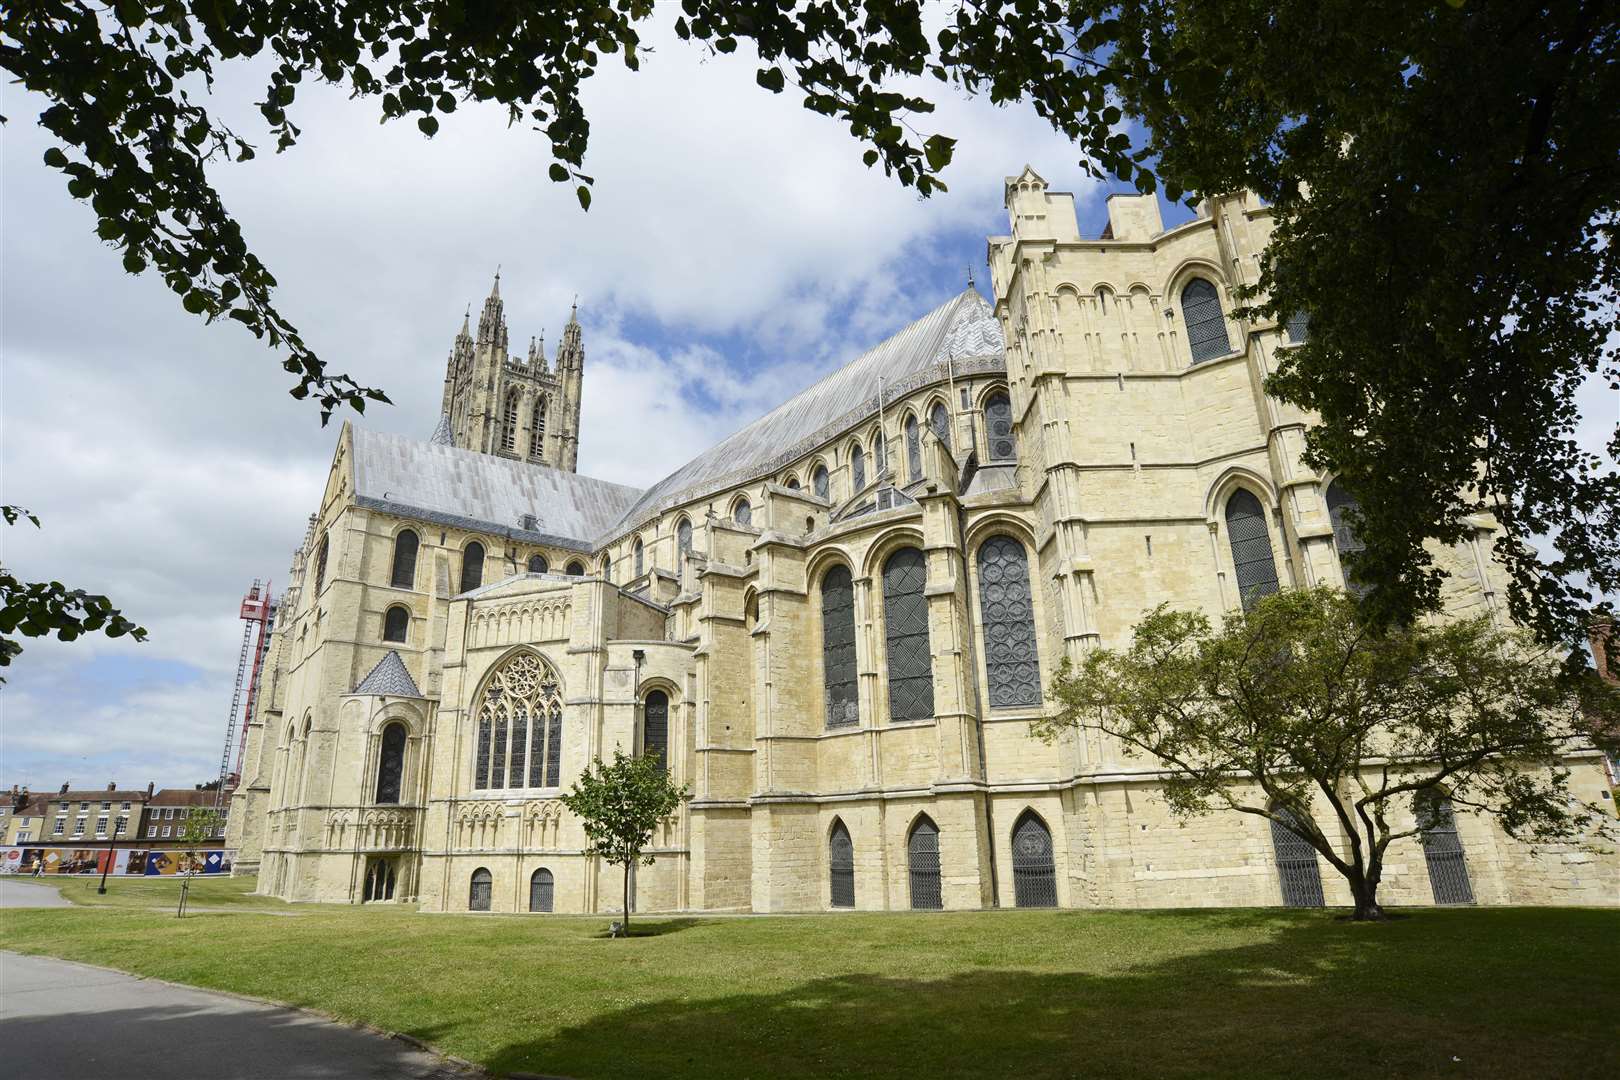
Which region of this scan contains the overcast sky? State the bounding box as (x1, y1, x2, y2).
(1, 26, 1115, 791)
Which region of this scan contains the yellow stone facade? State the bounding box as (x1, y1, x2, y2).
(227, 168, 1617, 913)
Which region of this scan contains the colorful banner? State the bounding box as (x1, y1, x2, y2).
(5, 847, 233, 876)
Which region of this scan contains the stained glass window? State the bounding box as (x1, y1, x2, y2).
(883, 547, 934, 722)
(374, 723, 406, 804)
(390, 529, 418, 589)
(1225, 490, 1279, 611)
(985, 393, 1016, 462)
(643, 690, 669, 770)
(1181, 279, 1231, 363)
(929, 402, 951, 451)
(460, 542, 485, 593)
(905, 415, 922, 481)
(473, 652, 565, 790)
(977, 536, 1041, 707)
(383, 605, 409, 643)
(822, 566, 859, 729)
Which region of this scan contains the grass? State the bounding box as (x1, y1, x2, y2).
(2, 891, 1616, 1080)
(32, 874, 311, 911)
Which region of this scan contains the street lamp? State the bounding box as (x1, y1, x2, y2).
(96, 832, 116, 894)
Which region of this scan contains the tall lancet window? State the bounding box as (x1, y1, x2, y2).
(473, 651, 564, 790)
(530, 397, 548, 459)
(929, 402, 951, 452)
(852, 444, 867, 492)
(905, 415, 922, 482)
(502, 390, 521, 451)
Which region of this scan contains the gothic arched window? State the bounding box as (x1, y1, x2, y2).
(528, 554, 548, 574)
(1225, 490, 1280, 611)
(733, 497, 752, 526)
(977, 536, 1041, 707)
(821, 565, 859, 729)
(905, 415, 922, 482)
(829, 819, 855, 908)
(530, 396, 548, 458)
(676, 518, 693, 561)
(473, 652, 564, 790)
(599, 555, 613, 584)
(907, 816, 942, 909)
(985, 392, 1016, 462)
(851, 444, 867, 491)
(469, 868, 492, 911)
(565, 560, 585, 576)
(529, 867, 554, 912)
(364, 857, 396, 902)
(374, 722, 407, 804)
(390, 529, 418, 589)
(786, 476, 801, 491)
(1420, 798, 1475, 904)
(1285, 311, 1310, 344)
(1325, 480, 1368, 596)
(873, 431, 887, 475)
(313, 532, 329, 593)
(633, 538, 645, 577)
(1269, 805, 1324, 907)
(883, 547, 934, 722)
(812, 465, 829, 500)
(1181, 278, 1231, 363)
(1011, 811, 1057, 908)
(382, 605, 410, 643)
(502, 390, 521, 451)
(460, 541, 485, 593)
(643, 689, 669, 770)
(929, 402, 951, 452)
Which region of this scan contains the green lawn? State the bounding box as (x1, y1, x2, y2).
(37, 874, 312, 910)
(3, 891, 1616, 1080)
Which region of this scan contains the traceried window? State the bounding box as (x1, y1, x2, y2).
(390, 529, 419, 589)
(874, 431, 887, 475)
(929, 402, 951, 452)
(1269, 805, 1324, 907)
(642, 689, 669, 770)
(851, 444, 867, 491)
(812, 465, 829, 500)
(473, 652, 564, 790)
(313, 531, 329, 592)
(365, 858, 396, 902)
(383, 605, 410, 643)
(733, 498, 752, 526)
(502, 390, 521, 451)
(1285, 310, 1310, 343)
(883, 547, 934, 722)
(1181, 278, 1231, 363)
(1011, 811, 1057, 908)
(565, 560, 585, 576)
(633, 538, 645, 577)
(460, 541, 485, 593)
(375, 722, 406, 804)
(905, 415, 922, 482)
(821, 565, 859, 729)
(985, 392, 1016, 462)
(528, 554, 548, 573)
(977, 536, 1041, 707)
(1225, 490, 1280, 611)
(1420, 798, 1475, 904)
(530, 396, 548, 458)
(829, 819, 854, 908)
(676, 518, 693, 561)
(1325, 480, 1368, 596)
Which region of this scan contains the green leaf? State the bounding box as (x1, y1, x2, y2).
(549, 163, 570, 182)
(922, 134, 956, 173)
(756, 67, 785, 93)
(417, 115, 439, 136)
(576, 185, 591, 211)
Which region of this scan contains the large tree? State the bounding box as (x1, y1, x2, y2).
(4, 0, 1614, 650)
(561, 749, 686, 935)
(1038, 587, 1618, 920)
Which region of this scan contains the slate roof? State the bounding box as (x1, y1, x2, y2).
(351, 429, 644, 550)
(605, 289, 1004, 535)
(353, 650, 424, 697)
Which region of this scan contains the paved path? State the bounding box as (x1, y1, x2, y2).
(0, 952, 481, 1079)
(0, 879, 71, 908)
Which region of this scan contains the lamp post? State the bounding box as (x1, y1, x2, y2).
(96, 832, 116, 894)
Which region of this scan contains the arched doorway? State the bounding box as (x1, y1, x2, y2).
(469, 867, 492, 912)
(363, 857, 396, 902)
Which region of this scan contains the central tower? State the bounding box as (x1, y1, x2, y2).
(436, 273, 585, 472)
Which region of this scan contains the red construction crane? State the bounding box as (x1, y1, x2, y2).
(215, 580, 277, 810)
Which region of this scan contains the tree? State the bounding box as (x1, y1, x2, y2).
(5, 0, 1614, 649)
(0, 506, 146, 682)
(1037, 587, 1619, 920)
(560, 750, 686, 935)
(174, 805, 225, 916)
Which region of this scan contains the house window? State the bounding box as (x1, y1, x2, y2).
(1225, 490, 1280, 611)
(812, 465, 829, 500)
(383, 605, 410, 643)
(120, 802, 130, 811)
(1181, 278, 1231, 363)
(642, 690, 669, 770)
(52, 818, 65, 836)
(977, 536, 1041, 707)
(147, 825, 158, 838)
(929, 402, 951, 451)
(390, 529, 419, 589)
(460, 541, 485, 593)
(905, 415, 922, 482)
(528, 554, 549, 574)
(72, 818, 86, 837)
(1011, 812, 1057, 908)
(161, 826, 171, 838)
(313, 531, 329, 592)
(113, 815, 128, 836)
(530, 867, 555, 912)
(95, 816, 109, 838)
(821, 565, 859, 729)
(883, 547, 934, 722)
(907, 816, 942, 910)
(474, 652, 564, 790)
(469, 868, 493, 911)
(733, 498, 752, 526)
(985, 392, 1016, 462)
(829, 820, 854, 908)
(852, 444, 866, 491)
(1269, 806, 1325, 907)
(375, 723, 407, 804)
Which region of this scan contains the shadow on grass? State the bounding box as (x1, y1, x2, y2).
(591, 917, 702, 939)
(466, 909, 1619, 1080)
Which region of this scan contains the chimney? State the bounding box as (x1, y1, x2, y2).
(60, 782, 69, 794)
(107, 781, 117, 792)
(1590, 616, 1616, 684)
(147, 781, 155, 797)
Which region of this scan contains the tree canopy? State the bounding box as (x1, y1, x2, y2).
(4, 0, 1614, 650)
(1039, 587, 1619, 919)
(561, 749, 686, 934)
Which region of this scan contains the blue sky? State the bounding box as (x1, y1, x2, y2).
(1, 25, 1117, 790)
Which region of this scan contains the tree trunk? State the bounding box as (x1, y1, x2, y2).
(622, 859, 631, 936)
(1348, 871, 1386, 921)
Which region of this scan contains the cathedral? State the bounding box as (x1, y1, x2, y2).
(226, 169, 1616, 913)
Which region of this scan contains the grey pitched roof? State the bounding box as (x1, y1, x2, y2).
(353, 650, 423, 697)
(429, 414, 453, 445)
(351, 428, 644, 549)
(605, 289, 1004, 536)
